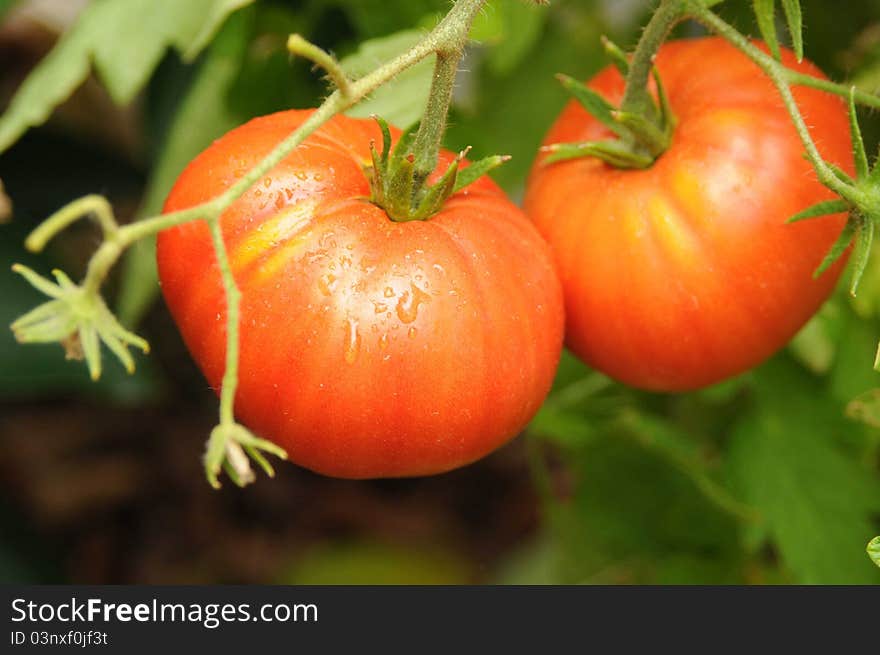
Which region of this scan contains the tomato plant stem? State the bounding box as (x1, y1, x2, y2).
(619, 0, 685, 120)
(410, 0, 487, 186)
(411, 51, 460, 187)
(286, 34, 352, 97)
(207, 217, 241, 426)
(784, 70, 880, 111)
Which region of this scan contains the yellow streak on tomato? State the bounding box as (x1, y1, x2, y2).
(669, 167, 713, 231)
(649, 195, 701, 271)
(232, 198, 319, 277)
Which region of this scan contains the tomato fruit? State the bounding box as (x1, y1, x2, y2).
(525, 37, 853, 392)
(157, 110, 564, 479)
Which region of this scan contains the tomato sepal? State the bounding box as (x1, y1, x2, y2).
(546, 56, 675, 169)
(204, 422, 288, 489)
(787, 199, 850, 223)
(9, 263, 150, 381)
(541, 139, 653, 168)
(365, 115, 508, 222)
(600, 35, 630, 76)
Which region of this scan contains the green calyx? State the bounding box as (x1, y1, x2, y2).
(10, 263, 150, 381)
(366, 116, 509, 222)
(543, 37, 676, 170)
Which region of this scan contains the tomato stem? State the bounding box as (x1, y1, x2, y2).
(207, 217, 241, 427)
(619, 0, 684, 120)
(368, 0, 510, 222)
(411, 51, 460, 188)
(286, 34, 352, 97)
(409, 0, 489, 187)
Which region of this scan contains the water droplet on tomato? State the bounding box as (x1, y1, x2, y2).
(294, 171, 307, 181)
(318, 273, 338, 296)
(383, 287, 395, 298)
(263, 177, 272, 188)
(372, 301, 388, 314)
(344, 318, 360, 364)
(379, 333, 389, 350)
(408, 327, 417, 339)
(396, 283, 431, 324)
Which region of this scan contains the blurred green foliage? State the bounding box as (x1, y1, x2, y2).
(280, 540, 470, 584)
(1, 0, 879, 584)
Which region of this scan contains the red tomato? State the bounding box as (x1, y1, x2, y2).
(157, 110, 564, 479)
(525, 37, 852, 391)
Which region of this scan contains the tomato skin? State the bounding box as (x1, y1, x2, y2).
(157, 110, 564, 479)
(525, 37, 852, 392)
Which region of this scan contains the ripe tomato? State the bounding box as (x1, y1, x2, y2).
(525, 37, 852, 391)
(157, 110, 564, 478)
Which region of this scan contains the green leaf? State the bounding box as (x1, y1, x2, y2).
(727, 357, 880, 584)
(116, 9, 255, 327)
(183, 0, 255, 61)
(467, 2, 505, 43)
(483, 0, 546, 76)
(343, 0, 447, 39)
(0, 0, 254, 153)
(780, 0, 803, 62)
(620, 411, 759, 523)
(563, 434, 741, 582)
(869, 537, 880, 568)
(788, 303, 840, 374)
(829, 304, 880, 403)
(341, 30, 434, 128)
(753, 0, 781, 61)
(529, 407, 598, 448)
